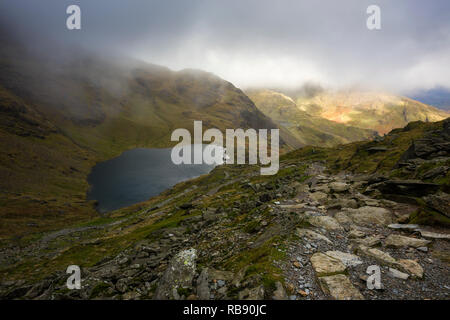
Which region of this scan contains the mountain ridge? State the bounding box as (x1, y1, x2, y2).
(246, 88, 379, 147)
(0, 43, 298, 238)
(284, 89, 449, 135)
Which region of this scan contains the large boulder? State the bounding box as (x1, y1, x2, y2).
(153, 248, 197, 300)
(398, 121, 450, 161)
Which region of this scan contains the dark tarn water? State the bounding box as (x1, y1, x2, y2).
(87, 146, 215, 213)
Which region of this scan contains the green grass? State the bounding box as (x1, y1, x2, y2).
(223, 235, 286, 298)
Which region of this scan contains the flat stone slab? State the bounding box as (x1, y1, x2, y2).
(278, 204, 305, 209)
(325, 251, 363, 267)
(310, 252, 346, 276)
(385, 234, 431, 248)
(357, 245, 397, 266)
(345, 206, 392, 226)
(397, 259, 424, 279)
(388, 224, 420, 231)
(296, 228, 332, 244)
(308, 216, 343, 231)
(388, 268, 409, 280)
(351, 235, 382, 247)
(419, 230, 450, 240)
(318, 274, 364, 300)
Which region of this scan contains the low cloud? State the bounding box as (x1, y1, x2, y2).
(1, 0, 449, 93)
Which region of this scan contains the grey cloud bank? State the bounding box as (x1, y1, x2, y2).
(0, 0, 449, 93)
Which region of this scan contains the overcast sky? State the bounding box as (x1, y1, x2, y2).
(1, 0, 449, 93)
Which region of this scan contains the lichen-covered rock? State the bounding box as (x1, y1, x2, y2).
(153, 248, 197, 300)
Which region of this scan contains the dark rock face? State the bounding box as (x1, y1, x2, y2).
(421, 166, 449, 180)
(366, 147, 388, 154)
(373, 180, 440, 197)
(399, 118, 450, 162)
(179, 203, 194, 210)
(423, 193, 450, 218)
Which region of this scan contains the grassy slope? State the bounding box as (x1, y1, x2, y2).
(246, 89, 378, 147)
(281, 119, 446, 175)
(291, 91, 449, 135)
(3, 118, 448, 285)
(0, 47, 297, 239)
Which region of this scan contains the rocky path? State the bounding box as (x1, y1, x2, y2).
(278, 169, 450, 300)
(1, 162, 449, 300)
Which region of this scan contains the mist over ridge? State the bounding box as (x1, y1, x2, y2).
(0, 0, 449, 94)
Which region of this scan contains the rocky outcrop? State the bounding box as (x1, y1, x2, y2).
(153, 249, 197, 300)
(373, 180, 440, 197)
(423, 193, 450, 218)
